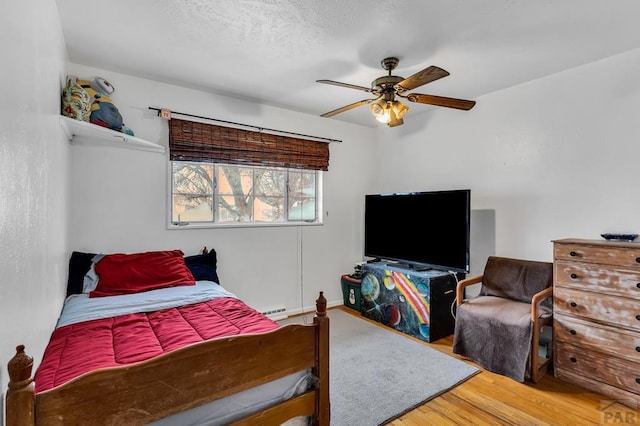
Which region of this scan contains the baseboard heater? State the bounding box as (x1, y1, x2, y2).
(259, 305, 288, 321)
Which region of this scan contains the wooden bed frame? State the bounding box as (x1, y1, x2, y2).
(6, 292, 330, 425)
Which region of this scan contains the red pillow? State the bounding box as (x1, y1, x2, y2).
(90, 250, 195, 298)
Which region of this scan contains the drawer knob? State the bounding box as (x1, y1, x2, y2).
(570, 330, 577, 335)
(637, 283, 640, 289)
(570, 302, 578, 308)
(637, 257, 640, 263)
(570, 251, 578, 257)
(570, 357, 577, 363)
(636, 346, 640, 352)
(570, 273, 578, 279)
(636, 315, 640, 321)
(636, 378, 640, 385)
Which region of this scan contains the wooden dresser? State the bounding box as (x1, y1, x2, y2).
(553, 238, 640, 406)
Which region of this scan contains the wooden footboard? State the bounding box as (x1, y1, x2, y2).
(6, 292, 330, 426)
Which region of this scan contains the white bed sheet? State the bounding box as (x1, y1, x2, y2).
(149, 371, 312, 426)
(57, 280, 237, 328)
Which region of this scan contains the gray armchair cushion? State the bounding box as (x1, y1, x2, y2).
(454, 296, 532, 381)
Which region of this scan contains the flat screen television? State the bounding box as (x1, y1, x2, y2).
(364, 189, 470, 273)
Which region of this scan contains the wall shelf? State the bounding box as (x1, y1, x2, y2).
(60, 115, 165, 153)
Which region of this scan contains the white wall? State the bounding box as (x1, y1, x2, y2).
(0, 0, 69, 409)
(67, 63, 377, 314)
(376, 48, 640, 272)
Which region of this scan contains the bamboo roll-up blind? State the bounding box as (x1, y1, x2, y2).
(169, 119, 329, 171)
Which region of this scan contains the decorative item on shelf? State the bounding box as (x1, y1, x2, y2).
(61, 75, 134, 136)
(77, 76, 123, 131)
(61, 76, 92, 121)
(121, 124, 135, 136)
(600, 233, 638, 242)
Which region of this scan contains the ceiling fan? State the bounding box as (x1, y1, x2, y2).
(317, 57, 476, 127)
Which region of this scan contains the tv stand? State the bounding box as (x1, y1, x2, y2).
(360, 262, 457, 342)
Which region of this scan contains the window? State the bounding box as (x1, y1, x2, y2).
(167, 118, 329, 227)
(171, 161, 320, 226)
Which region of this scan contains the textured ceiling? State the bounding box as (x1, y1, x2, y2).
(56, 0, 640, 127)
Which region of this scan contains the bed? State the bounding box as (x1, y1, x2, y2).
(5, 248, 330, 425)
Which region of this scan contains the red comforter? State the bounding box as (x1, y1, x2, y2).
(34, 297, 278, 392)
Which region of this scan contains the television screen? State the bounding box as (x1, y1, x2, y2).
(364, 189, 470, 272)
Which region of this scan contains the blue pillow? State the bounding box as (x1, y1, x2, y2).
(67, 251, 97, 296)
(184, 249, 220, 284)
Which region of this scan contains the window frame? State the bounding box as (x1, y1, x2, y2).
(167, 160, 323, 229)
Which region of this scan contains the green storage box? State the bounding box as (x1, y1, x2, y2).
(341, 274, 362, 311)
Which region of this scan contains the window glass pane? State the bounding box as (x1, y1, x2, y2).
(255, 168, 286, 196)
(288, 171, 316, 197)
(217, 165, 254, 222)
(254, 196, 285, 222)
(218, 166, 253, 195)
(219, 195, 252, 222)
(172, 162, 214, 222)
(288, 198, 316, 221)
(253, 168, 286, 222)
(173, 195, 214, 222)
(288, 171, 316, 221)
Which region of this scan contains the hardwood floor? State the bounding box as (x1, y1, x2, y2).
(332, 307, 639, 426)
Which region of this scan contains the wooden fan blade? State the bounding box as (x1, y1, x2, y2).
(406, 93, 476, 110)
(316, 79, 374, 93)
(320, 99, 376, 118)
(395, 66, 449, 93)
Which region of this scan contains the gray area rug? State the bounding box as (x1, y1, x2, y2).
(327, 309, 479, 425)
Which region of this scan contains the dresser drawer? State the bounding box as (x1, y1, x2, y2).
(554, 313, 640, 363)
(554, 287, 640, 332)
(555, 260, 640, 300)
(554, 241, 640, 268)
(555, 342, 640, 396)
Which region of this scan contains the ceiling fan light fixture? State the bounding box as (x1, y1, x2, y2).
(370, 99, 390, 123)
(369, 99, 409, 125)
(391, 100, 409, 120)
(317, 56, 476, 126)
(376, 110, 391, 124)
(388, 106, 404, 127)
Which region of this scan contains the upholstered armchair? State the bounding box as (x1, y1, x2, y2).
(452, 256, 553, 383)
